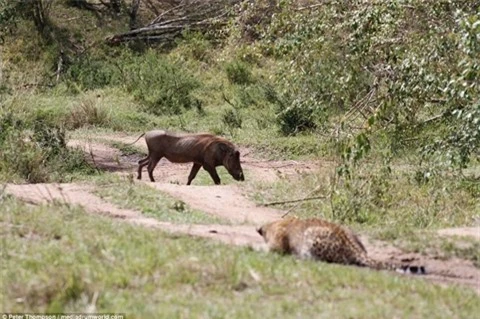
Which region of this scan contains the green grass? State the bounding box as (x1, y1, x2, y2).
(1, 89, 164, 132)
(66, 103, 331, 161)
(92, 175, 227, 225)
(110, 141, 147, 157)
(246, 165, 479, 236)
(397, 233, 480, 268)
(2, 196, 479, 318)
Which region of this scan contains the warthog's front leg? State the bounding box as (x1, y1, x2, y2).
(187, 163, 201, 185)
(203, 164, 221, 185)
(137, 157, 149, 180)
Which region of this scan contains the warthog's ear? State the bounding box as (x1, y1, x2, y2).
(234, 150, 240, 158)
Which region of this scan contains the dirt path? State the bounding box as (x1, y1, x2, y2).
(68, 136, 326, 184)
(5, 134, 480, 294)
(150, 183, 284, 224)
(4, 183, 265, 250)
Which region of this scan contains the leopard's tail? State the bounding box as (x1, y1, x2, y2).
(360, 255, 426, 275)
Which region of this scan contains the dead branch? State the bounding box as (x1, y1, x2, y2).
(258, 185, 328, 218)
(222, 92, 236, 108)
(262, 195, 328, 207)
(342, 80, 378, 123)
(89, 146, 102, 174)
(55, 50, 64, 83)
(416, 113, 445, 126)
(106, 0, 240, 45)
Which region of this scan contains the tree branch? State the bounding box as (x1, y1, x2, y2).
(262, 195, 328, 207)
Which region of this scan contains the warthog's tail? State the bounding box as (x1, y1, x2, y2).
(125, 133, 146, 146)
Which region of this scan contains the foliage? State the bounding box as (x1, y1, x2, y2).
(240, 0, 478, 169)
(65, 54, 118, 91)
(0, 111, 94, 183)
(1, 0, 479, 192)
(222, 108, 243, 130)
(233, 0, 279, 42)
(176, 31, 214, 62)
(275, 97, 319, 136)
(0, 0, 53, 36)
(421, 11, 480, 170)
(119, 50, 201, 115)
(64, 49, 201, 115)
(225, 60, 254, 85)
(0, 0, 19, 42)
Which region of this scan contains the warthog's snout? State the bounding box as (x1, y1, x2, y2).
(236, 171, 245, 181)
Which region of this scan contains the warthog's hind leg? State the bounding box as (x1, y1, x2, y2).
(137, 156, 149, 180)
(147, 155, 162, 182)
(203, 164, 221, 185)
(187, 163, 201, 185)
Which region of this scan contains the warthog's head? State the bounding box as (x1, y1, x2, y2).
(220, 144, 245, 182)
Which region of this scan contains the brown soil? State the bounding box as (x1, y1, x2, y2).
(5, 135, 480, 294)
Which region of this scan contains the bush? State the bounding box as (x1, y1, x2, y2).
(276, 96, 321, 136)
(65, 55, 117, 91)
(225, 60, 254, 85)
(420, 11, 480, 170)
(176, 32, 213, 62)
(0, 111, 94, 183)
(0, 129, 49, 183)
(235, 85, 266, 108)
(120, 51, 200, 115)
(222, 108, 242, 129)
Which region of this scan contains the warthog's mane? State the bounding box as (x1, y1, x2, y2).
(175, 134, 237, 152)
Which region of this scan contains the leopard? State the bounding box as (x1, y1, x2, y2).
(257, 216, 425, 274)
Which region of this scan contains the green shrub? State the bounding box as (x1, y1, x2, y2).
(236, 85, 266, 108)
(276, 95, 322, 136)
(65, 55, 117, 91)
(0, 111, 94, 183)
(225, 60, 253, 85)
(120, 51, 200, 116)
(0, 129, 49, 183)
(176, 32, 213, 62)
(222, 108, 242, 129)
(0, 0, 19, 42)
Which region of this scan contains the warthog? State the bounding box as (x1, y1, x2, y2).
(130, 130, 245, 185)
